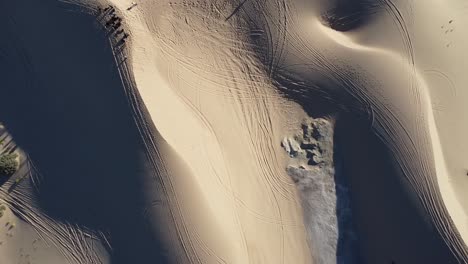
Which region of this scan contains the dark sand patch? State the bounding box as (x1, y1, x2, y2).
(0, 1, 183, 263)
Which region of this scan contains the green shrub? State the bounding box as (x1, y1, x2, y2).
(0, 153, 18, 176)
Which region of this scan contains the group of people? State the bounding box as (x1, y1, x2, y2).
(98, 6, 129, 44)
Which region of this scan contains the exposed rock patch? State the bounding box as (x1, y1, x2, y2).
(282, 117, 359, 264)
(281, 118, 332, 167)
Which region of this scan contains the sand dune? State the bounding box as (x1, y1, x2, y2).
(1, 0, 468, 263)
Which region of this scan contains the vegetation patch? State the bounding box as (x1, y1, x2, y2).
(0, 153, 18, 176)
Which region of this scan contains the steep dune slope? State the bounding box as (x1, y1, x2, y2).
(0, 1, 192, 263)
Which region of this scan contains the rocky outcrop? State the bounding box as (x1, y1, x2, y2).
(281, 118, 332, 167)
(282, 117, 359, 264)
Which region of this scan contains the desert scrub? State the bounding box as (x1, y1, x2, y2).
(0, 153, 18, 176)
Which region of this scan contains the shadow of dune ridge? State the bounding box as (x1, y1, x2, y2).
(334, 114, 462, 264)
(0, 1, 178, 263)
(321, 0, 381, 32)
(332, 138, 361, 264)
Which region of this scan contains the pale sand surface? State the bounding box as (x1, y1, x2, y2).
(1, 0, 468, 263)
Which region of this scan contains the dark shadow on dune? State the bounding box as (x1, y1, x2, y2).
(333, 114, 460, 264)
(0, 1, 172, 263)
(333, 142, 362, 264)
(321, 0, 381, 32)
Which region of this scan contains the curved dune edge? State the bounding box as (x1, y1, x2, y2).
(427, 88, 468, 244)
